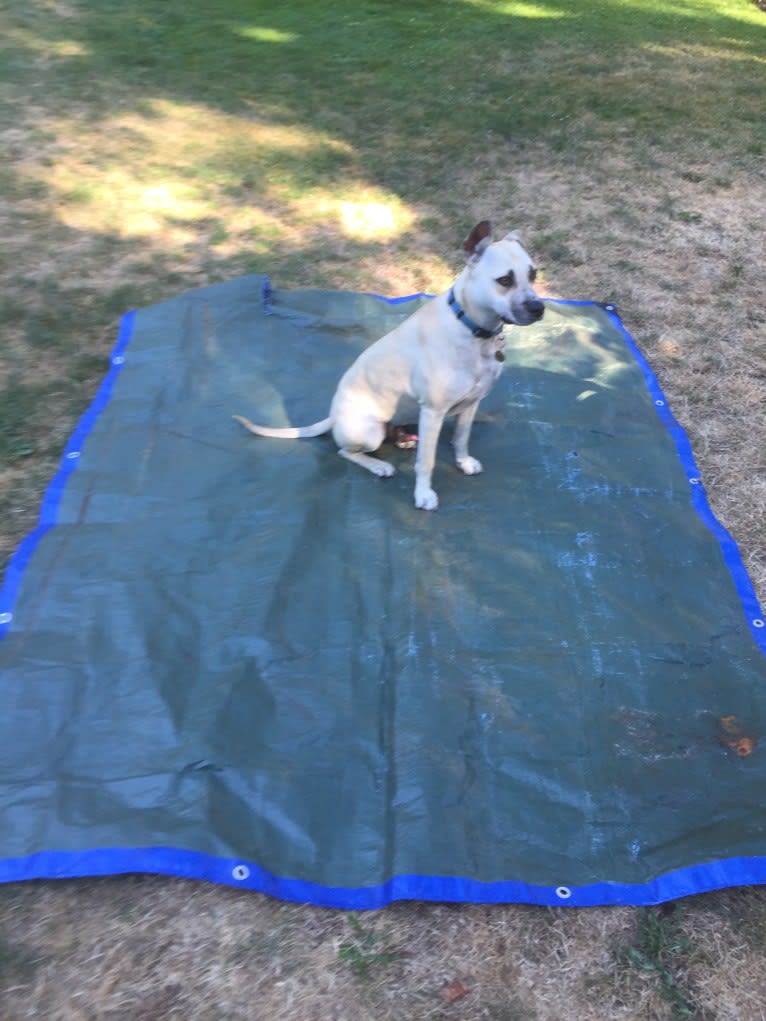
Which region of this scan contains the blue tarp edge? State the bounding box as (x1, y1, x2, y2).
(0, 309, 136, 641)
(601, 303, 766, 652)
(2, 845, 766, 908)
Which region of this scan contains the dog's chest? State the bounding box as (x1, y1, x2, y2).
(448, 346, 504, 413)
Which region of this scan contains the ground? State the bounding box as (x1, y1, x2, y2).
(1, 1, 766, 1018)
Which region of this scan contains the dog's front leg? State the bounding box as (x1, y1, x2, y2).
(453, 401, 483, 476)
(413, 405, 446, 510)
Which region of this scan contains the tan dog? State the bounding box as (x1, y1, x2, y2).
(235, 220, 544, 510)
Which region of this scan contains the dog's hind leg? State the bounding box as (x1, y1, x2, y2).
(338, 448, 396, 477)
(335, 416, 396, 478)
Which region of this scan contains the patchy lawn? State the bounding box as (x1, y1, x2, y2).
(1, 1, 765, 1017)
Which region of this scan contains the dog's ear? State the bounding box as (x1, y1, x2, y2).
(463, 220, 493, 259)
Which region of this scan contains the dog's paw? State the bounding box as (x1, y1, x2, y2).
(414, 487, 439, 511)
(371, 459, 396, 478)
(457, 456, 483, 476)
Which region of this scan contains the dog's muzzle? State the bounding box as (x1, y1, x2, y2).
(525, 298, 545, 320)
(505, 298, 545, 326)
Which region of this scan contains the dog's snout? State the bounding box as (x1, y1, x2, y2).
(525, 298, 545, 320)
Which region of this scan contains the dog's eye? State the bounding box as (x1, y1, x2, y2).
(529, 267, 537, 283)
(496, 273, 515, 289)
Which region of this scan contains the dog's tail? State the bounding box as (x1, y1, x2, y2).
(233, 414, 333, 439)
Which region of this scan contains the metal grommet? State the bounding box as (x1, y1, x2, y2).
(689, 477, 701, 486)
(0, 612, 12, 625)
(65, 451, 81, 460)
(555, 886, 573, 900)
(655, 399, 665, 407)
(753, 619, 765, 629)
(232, 864, 250, 881)
(113, 355, 126, 365)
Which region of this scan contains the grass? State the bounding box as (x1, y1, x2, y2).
(1, 0, 766, 1017)
(615, 907, 698, 1019)
(337, 914, 404, 981)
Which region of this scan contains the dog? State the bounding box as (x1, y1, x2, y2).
(235, 220, 544, 510)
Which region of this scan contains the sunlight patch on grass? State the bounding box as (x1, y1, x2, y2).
(4, 24, 91, 59)
(460, 0, 765, 25)
(611, 0, 766, 26)
(234, 25, 299, 44)
(48, 39, 90, 57)
(458, 0, 570, 17)
(101, 98, 353, 163)
(51, 169, 210, 240)
(290, 188, 415, 241)
(657, 0, 766, 26)
(38, 97, 415, 250)
(40, 98, 356, 243)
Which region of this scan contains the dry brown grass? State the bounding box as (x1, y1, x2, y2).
(0, 878, 652, 1020)
(2, 1, 766, 1018)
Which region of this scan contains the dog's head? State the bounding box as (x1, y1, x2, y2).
(463, 220, 544, 327)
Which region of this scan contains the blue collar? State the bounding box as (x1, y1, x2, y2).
(447, 289, 504, 339)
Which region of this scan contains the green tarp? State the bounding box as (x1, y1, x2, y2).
(1, 274, 765, 907)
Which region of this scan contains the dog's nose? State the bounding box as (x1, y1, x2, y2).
(525, 298, 545, 320)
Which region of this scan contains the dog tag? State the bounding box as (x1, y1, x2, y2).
(495, 351, 505, 362)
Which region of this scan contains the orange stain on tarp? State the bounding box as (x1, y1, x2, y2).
(719, 715, 757, 757)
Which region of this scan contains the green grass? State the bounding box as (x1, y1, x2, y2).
(2, 4, 762, 321)
(0, 377, 92, 462)
(337, 913, 403, 981)
(1, 1, 763, 281)
(615, 906, 699, 1020)
(3, 1, 765, 172)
